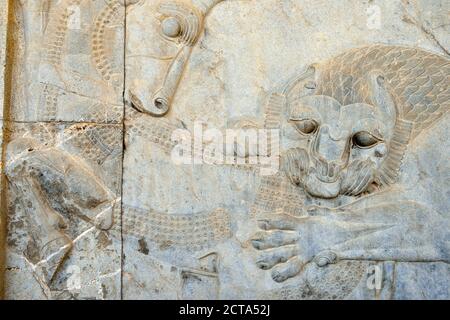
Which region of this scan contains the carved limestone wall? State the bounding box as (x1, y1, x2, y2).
(0, 0, 9, 299)
(0, 0, 449, 299)
(2, 0, 124, 299)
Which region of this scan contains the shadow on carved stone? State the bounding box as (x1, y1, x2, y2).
(251, 45, 450, 287)
(5, 138, 117, 283)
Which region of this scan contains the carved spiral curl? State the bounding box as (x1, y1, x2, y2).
(158, 2, 203, 47)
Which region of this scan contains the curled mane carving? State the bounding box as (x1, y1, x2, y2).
(268, 45, 450, 187)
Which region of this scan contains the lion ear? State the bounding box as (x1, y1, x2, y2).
(367, 72, 414, 187)
(367, 72, 398, 127)
(264, 65, 317, 130)
(284, 64, 318, 99)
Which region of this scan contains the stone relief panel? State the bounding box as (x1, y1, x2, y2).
(251, 45, 450, 298)
(3, 0, 124, 299)
(122, 0, 449, 300)
(0, 0, 9, 299)
(5, 123, 123, 300)
(0, 0, 8, 119)
(1, 0, 449, 300)
(9, 0, 125, 123)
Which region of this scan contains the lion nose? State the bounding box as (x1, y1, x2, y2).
(313, 126, 347, 163)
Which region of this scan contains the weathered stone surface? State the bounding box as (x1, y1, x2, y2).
(0, 0, 8, 119)
(9, 0, 124, 123)
(5, 122, 122, 299)
(2, 0, 124, 300)
(0, 0, 9, 298)
(1, 0, 449, 300)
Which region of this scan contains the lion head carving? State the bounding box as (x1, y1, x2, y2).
(266, 45, 449, 199)
(281, 71, 408, 199)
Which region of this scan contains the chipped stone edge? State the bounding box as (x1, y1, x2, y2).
(0, 0, 12, 300)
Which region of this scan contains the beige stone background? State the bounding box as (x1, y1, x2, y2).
(0, 0, 9, 300)
(0, 0, 449, 299)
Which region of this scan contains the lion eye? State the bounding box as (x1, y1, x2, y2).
(352, 131, 381, 148)
(291, 119, 319, 135)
